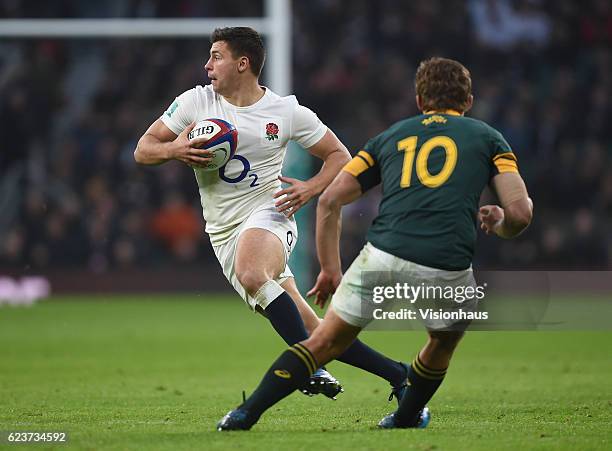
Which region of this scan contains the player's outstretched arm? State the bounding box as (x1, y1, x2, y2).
(274, 129, 351, 217)
(134, 120, 213, 167)
(479, 172, 533, 239)
(307, 171, 362, 307)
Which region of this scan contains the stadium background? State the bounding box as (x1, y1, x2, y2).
(1, 0, 611, 295)
(1, 2, 611, 450)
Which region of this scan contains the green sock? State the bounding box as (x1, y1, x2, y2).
(241, 343, 316, 420)
(395, 355, 447, 425)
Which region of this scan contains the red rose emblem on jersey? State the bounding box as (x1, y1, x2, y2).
(266, 122, 279, 141)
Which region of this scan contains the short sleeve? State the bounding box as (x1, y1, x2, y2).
(291, 104, 328, 148)
(160, 88, 197, 135)
(489, 128, 519, 177)
(342, 138, 381, 193)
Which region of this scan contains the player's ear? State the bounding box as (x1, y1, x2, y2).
(415, 95, 423, 111)
(465, 94, 474, 113)
(237, 56, 249, 73)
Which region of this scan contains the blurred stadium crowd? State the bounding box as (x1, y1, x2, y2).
(1, 0, 611, 276)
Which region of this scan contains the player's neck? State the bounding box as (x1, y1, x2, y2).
(222, 81, 266, 108)
(423, 109, 463, 116)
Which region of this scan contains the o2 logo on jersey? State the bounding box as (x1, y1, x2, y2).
(219, 155, 260, 187)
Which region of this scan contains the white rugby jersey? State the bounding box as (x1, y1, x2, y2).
(160, 85, 327, 245)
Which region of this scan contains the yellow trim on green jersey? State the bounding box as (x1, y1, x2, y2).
(493, 153, 518, 173)
(424, 110, 462, 116)
(343, 156, 370, 177)
(493, 152, 517, 162)
(357, 150, 375, 167)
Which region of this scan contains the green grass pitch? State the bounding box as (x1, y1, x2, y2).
(1, 295, 610, 450)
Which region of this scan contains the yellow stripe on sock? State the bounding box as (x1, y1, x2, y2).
(294, 343, 318, 373)
(411, 360, 434, 379)
(416, 356, 447, 374)
(413, 358, 446, 377)
(412, 358, 446, 380)
(288, 347, 315, 374)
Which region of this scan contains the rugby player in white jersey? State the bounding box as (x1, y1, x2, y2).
(134, 27, 409, 399)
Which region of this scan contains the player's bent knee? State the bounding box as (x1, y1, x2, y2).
(235, 268, 271, 295)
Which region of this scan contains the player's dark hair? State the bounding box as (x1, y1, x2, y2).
(211, 27, 266, 77)
(415, 57, 472, 113)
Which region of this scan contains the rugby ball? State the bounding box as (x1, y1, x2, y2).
(188, 119, 238, 171)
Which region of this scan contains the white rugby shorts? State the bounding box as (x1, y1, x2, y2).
(212, 203, 297, 310)
(331, 242, 478, 330)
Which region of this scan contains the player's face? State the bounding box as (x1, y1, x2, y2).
(205, 41, 241, 95)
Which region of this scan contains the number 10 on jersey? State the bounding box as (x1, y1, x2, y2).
(397, 136, 458, 188)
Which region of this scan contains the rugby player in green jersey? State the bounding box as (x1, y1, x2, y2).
(218, 57, 533, 430)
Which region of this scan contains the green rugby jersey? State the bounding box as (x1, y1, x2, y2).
(343, 110, 519, 271)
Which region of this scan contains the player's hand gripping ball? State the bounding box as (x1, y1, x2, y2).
(188, 119, 238, 171)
